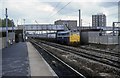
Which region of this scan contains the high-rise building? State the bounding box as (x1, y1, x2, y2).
(92, 13, 106, 28)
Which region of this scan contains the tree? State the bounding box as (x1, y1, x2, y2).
(0, 18, 15, 27)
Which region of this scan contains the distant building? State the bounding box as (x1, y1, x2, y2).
(92, 13, 106, 28)
(54, 20, 77, 30)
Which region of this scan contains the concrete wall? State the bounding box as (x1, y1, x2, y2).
(81, 31, 119, 45)
(0, 32, 15, 49)
(88, 31, 100, 44)
(0, 37, 6, 49)
(98, 36, 118, 45)
(88, 32, 118, 45)
(81, 31, 89, 44)
(119, 36, 120, 45)
(0, 37, 2, 49)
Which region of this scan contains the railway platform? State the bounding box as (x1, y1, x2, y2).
(2, 42, 57, 77)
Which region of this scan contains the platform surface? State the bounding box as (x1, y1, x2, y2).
(27, 42, 57, 76)
(2, 42, 56, 77)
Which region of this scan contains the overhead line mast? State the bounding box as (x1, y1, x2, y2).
(79, 9, 81, 35)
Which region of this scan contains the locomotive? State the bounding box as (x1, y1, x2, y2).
(56, 30, 80, 45)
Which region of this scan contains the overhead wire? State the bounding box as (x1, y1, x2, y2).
(52, 2, 61, 12)
(49, 1, 72, 18)
(47, 1, 72, 23)
(47, 2, 61, 17)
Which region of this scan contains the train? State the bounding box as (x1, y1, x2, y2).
(56, 30, 80, 45)
(29, 30, 80, 46)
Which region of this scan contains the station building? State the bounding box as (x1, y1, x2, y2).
(54, 20, 77, 30)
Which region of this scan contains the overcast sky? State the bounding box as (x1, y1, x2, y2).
(0, 0, 120, 26)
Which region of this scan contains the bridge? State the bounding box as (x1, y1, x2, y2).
(18, 24, 65, 31)
(1, 24, 65, 31)
(1, 25, 120, 32)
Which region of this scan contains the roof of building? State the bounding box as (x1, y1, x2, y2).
(55, 20, 77, 22)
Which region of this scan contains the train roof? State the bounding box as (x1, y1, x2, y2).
(57, 30, 70, 34)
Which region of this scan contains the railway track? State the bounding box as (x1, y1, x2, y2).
(80, 46, 120, 57)
(33, 39, 120, 70)
(31, 40, 86, 78)
(40, 40, 120, 59)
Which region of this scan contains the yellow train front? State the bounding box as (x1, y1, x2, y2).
(56, 30, 80, 46)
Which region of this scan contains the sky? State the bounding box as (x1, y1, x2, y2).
(0, 0, 120, 26)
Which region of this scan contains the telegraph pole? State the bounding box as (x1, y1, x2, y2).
(5, 8, 8, 47)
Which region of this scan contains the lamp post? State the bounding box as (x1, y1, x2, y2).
(23, 19, 25, 41)
(12, 19, 14, 33)
(5, 8, 8, 47)
(12, 19, 14, 44)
